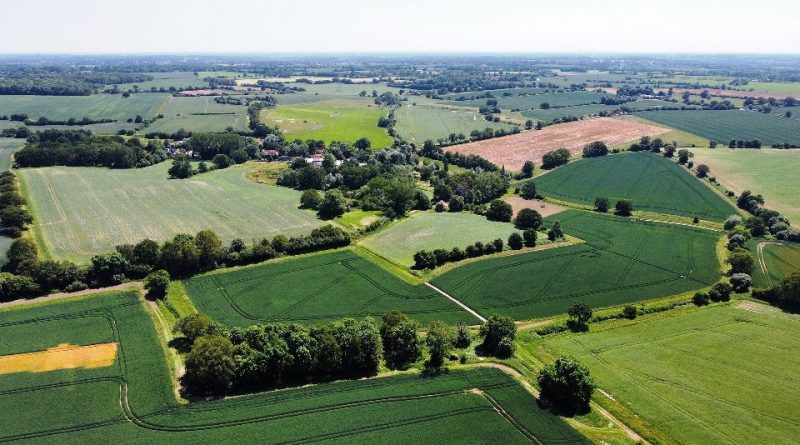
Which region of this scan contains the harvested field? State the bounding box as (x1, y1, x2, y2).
(0, 342, 117, 375)
(446, 117, 669, 170)
(504, 197, 566, 218)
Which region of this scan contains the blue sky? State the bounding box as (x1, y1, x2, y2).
(1, 0, 798, 54)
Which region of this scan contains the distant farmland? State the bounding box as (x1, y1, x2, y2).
(636, 110, 800, 145)
(140, 95, 248, 134)
(0, 93, 170, 121)
(534, 152, 738, 221)
(432, 210, 721, 321)
(393, 104, 514, 143)
(446, 117, 669, 170)
(444, 91, 607, 111)
(185, 249, 477, 326)
(18, 163, 321, 263)
(261, 99, 393, 147)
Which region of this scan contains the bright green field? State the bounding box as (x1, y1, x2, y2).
(0, 93, 170, 121)
(360, 212, 521, 267)
(115, 72, 208, 91)
(18, 163, 321, 263)
(534, 152, 738, 221)
(0, 291, 588, 444)
(742, 81, 800, 95)
(140, 96, 249, 134)
(534, 304, 800, 445)
(261, 99, 393, 147)
(751, 241, 800, 288)
(185, 249, 478, 325)
(431, 210, 721, 321)
(692, 147, 800, 223)
(636, 110, 800, 146)
(393, 104, 515, 143)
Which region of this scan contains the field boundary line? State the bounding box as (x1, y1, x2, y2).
(757, 241, 782, 287)
(425, 282, 486, 323)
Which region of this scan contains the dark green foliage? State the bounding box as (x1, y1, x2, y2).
(187, 132, 247, 160)
(567, 302, 593, 332)
(299, 189, 322, 209)
(547, 221, 563, 241)
(486, 199, 513, 222)
(594, 197, 609, 213)
(508, 232, 523, 250)
(692, 291, 710, 306)
(519, 180, 537, 199)
(514, 208, 543, 230)
(744, 216, 767, 237)
(615, 200, 633, 217)
(195, 230, 222, 271)
(444, 171, 508, 205)
(5, 238, 39, 276)
(730, 273, 752, 293)
(709, 282, 733, 302)
(161, 233, 200, 277)
(174, 313, 220, 343)
(696, 164, 710, 178)
(454, 322, 471, 348)
(727, 250, 755, 275)
(537, 356, 595, 415)
(143, 269, 170, 300)
(479, 314, 516, 358)
(622, 305, 637, 319)
(168, 156, 193, 179)
(212, 153, 234, 169)
(425, 321, 454, 370)
(317, 189, 347, 219)
(582, 141, 608, 158)
(183, 335, 236, 395)
(380, 311, 421, 370)
(541, 148, 571, 169)
(520, 160, 535, 178)
(523, 228, 538, 247)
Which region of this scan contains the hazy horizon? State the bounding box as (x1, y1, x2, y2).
(1, 0, 798, 55)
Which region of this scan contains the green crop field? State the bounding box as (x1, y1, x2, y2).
(260, 99, 393, 147)
(0, 93, 170, 121)
(360, 212, 521, 267)
(533, 304, 800, 444)
(393, 104, 515, 143)
(185, 249, 478, 325)
(636, 110, 800, 146)
(751, 241, 800, 288)
(534, 152, 738, 221)
(444, 91, 607, 111)
(115, 72, 208, 91)
(139, 96, 249, 134)
(741, 81, 800, 95)
(0, 291, 588, 444)
(18, 163, 322, 263)
(692, 147, 800, 223)
(431, 210, 721, 321)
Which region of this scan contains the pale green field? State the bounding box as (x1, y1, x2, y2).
(114, 72, 208, 91)
(18, 163, 322, 263)
(140, 96, 249, 134)
(393, 104, 515, 143)
(692, 147, 800, 222)
(741, 81, 800, 96)
(532, 304, 800, 445)
(261, 99, 393, 147)
(359, 211, 520, 267)
(0, 94, 170, 121)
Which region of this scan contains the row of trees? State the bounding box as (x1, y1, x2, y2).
(413, 238, 506, 270)
(0, 225, 350, 303)
(178, 310, 516, 395)
(0, 172, 32, 238)
(14, 130, 167, 169)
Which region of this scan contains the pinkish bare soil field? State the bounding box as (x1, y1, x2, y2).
(447, 117, 669, 170)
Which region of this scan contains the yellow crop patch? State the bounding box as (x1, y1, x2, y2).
(0, 343, 118, 375)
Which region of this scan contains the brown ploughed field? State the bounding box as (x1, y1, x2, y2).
(446, 117, 669, 170)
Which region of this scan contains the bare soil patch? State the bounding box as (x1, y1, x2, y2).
(446, 117, 669, 170)
(0, 342, 118, 375)
(504, 197, 566, 218)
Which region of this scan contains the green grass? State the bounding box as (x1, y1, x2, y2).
(260, 99, 393, 147)
(751, 241, 800, 288)
(0, 291, 587, 444)
(521, 100, 674, 122)
(532, 304, 800, 445)
(185, 249, 477, 325)
(431, 210, 722, 321)
(0, 93, 170, 121)
(534, 152, 738, 221)
(139, 96, 249, 134)
(635, 110, 800, 145)
(393, 104, 515, 143)
(691, 147, 800, 223)
(18, 163, 322, 263)
(115, 72, 208, 91)
(741, 81, 800, 95)
(360, 212, 522, 267)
